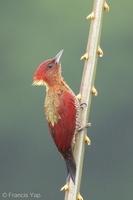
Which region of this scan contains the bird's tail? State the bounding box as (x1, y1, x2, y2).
(63, 150, 76, 184)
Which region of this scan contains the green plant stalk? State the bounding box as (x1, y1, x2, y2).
(64, 0, 108, 199)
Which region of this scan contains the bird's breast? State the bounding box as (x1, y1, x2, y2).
(44, 93, 61, 127)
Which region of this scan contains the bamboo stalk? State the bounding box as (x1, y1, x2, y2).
(64, 1, 109, 199)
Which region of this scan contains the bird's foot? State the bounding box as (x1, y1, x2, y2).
(60, 184, 69, 191)
(80, 102, 87, 111)
(78, 123, 91, 132)
(76, 93, 87, 110)
(78, 193, 84, 200)
(84, 135, 91, 145)
(80, 102, 87, 107)
(78, 124, 91, 145)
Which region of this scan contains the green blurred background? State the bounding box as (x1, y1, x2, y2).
(0, 0, 133, 199)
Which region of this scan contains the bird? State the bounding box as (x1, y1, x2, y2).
(33, 50, 81, 190)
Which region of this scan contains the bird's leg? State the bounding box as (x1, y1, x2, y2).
(78, 123, 91, 131)
(78, 123, 91, 145)
(77, 93, 91, 145)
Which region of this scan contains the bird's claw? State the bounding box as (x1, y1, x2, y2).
(78, 123, 91, 132)
(80, 102, 87, 107)
(80, 102, 87, 111)
(60, 184, 69, 191)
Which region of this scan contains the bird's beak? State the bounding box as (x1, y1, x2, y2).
(54, 49, 64, 64)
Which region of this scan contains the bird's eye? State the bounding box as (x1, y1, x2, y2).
(48, 63, 53, 69)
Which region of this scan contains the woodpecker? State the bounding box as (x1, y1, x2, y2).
(33, 50, 81, 189)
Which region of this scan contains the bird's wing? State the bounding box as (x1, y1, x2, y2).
(47, 91, 76, 154)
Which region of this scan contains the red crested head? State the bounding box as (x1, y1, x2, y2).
(33, 50, 64, 87)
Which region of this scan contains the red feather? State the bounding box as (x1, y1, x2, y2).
(47, 91, 76, 154)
